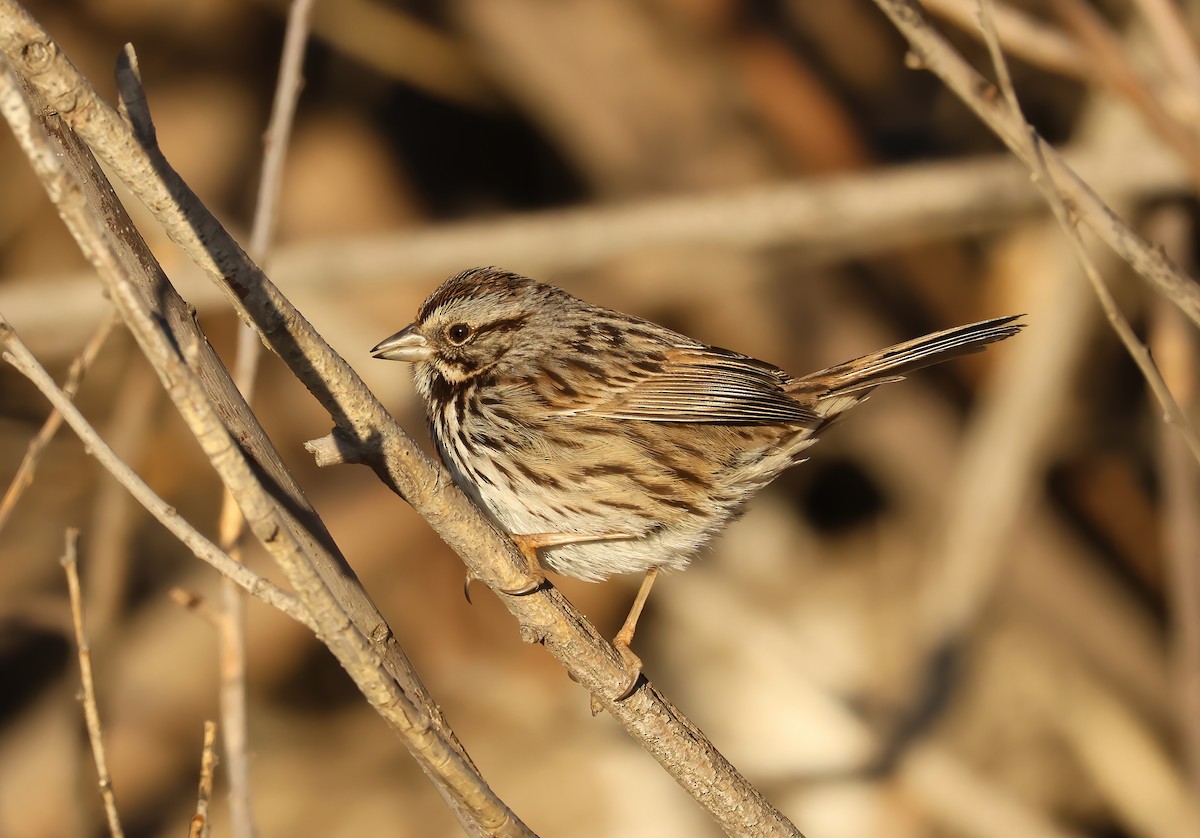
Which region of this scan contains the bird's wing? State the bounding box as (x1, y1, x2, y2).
(557, 345, 819, 425)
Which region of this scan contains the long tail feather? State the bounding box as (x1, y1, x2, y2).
(789, 315, 1024, 416)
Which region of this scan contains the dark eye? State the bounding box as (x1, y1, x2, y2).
(446, 323, 473, 345)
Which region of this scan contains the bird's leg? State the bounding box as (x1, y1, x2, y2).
(607, 566, 660, 701)
(497, 532, 629, 596)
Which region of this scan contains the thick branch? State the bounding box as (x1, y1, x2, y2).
(0, 2, 802, 833)
(0, 39, 530, 838)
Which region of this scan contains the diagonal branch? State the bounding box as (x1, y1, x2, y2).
(869, 0, 1200, 332)
(0, 319, 315, 629)
(0, 1, 804, 834)
(973, 0, 1200, 465)
(0, 39, 531, 838)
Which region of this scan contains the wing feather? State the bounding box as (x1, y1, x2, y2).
(568, 345, 819, 425)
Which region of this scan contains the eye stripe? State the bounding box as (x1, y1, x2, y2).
(475, 315, 530, 335)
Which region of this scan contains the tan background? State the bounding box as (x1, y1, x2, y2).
(0, 1, 1195, 836)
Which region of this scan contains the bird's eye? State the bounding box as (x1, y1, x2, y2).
(446, 323, 473, 345)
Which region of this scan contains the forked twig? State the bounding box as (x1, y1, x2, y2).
(974, 0, 1200, 466)
(61, 528, 125, 838)
(0, 312, 116, 534)
(869, 0, 1200, 331)
(0, 319, 315, 628)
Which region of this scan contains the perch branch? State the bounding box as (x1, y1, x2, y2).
(0, 2, 803, 833)
(0, 42, 530, 837)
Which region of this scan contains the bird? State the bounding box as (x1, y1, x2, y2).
(372, 267, 1023, 694)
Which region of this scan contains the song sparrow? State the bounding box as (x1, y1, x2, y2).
(373, 267, 1021, 682)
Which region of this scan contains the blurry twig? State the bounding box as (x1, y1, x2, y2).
(1149, 209, 1200, 803)
(0, 4, 803, 834)
(214, 3, 314, 835)
(187, 721, 218, 838)
(976, 0, 1200, 464)
(1049, 0, 1200, 186)
(85, 363, 158, 635)
(0, 311, 116, 535)
(1059, 667, 1200, 837)
(0, 16, 533, 835)
(61, 528, 125, 838)
(870, 0, 1200, 331)
(919, 0, 1087, 78)
(1, 141, 1188, 358)
(0, 322, 315, 629)
(300, 0, 499, 109)
(1132, 0, 1200, 98)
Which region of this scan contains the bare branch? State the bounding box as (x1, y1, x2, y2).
(0, 311, 116, 534)
(188, 721, 218, 838)
(61, 528, 125, 838)
(869, 0, 1200, 331)
(0, 3, 804, 833)
(975, 0, 1200, 466)
(0, 322, 315, 628)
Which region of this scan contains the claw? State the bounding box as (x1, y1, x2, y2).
(588, 567, 659, 714)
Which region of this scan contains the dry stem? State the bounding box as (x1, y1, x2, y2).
(974, 0, 1200, 465)
(0, 3, 803, 833)
(0, 312, 115, 534)
(61, 528, 125, 838)
(869, 0, 1200, 331)
(188, 721, 218, 838)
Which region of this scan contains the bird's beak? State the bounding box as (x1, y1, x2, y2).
(371, 325, 432, 362)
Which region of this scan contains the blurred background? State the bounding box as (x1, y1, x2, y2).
(1, 1, 1198, 836)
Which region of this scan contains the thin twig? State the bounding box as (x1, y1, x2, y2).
(0, 311, 116, 534)
(1131, 0, 1200, 99)
(1049, 0, 1200, 187)
(0, 29, 530, 836)
(869, 0, 1200, 331)
(0, 6, 803, 833)
(1148, 210, 1200, 804)
(920, 0, 1087, 78)
(188, 721, 218, 838)
(61, 528, 125, 838)
(0, 320, 315, 627)
(976, 0, 1200, 466)
(215, 4, 315, 835)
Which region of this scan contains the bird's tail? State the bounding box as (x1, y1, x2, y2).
(788, 315, 1024, 418)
